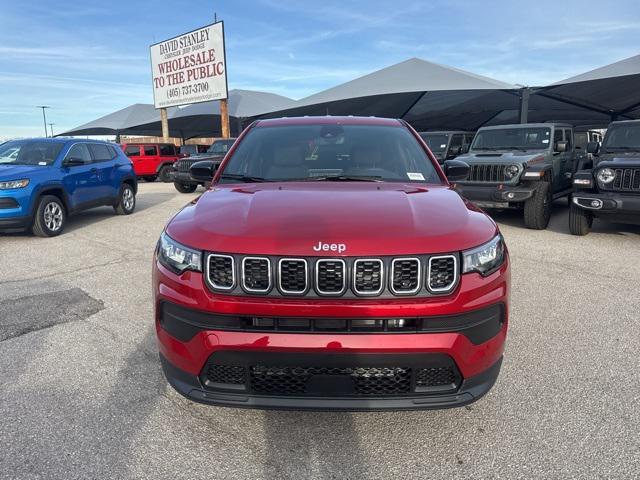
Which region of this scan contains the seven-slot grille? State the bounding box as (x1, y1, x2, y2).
(242, 257, 271, 293)
(205, 254, 459, 297)
(610, 168, 640, 192)
(353, 259, 383, 295)
(467, 164, 507, 183)
(428, 256, 457, 292)
(176, 159, 197, 173)
(316, 260, 346, 295)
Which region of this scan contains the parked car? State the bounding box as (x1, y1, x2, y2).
(418, 131, 475, 163)
(154, 116, 509, 411)
(569, 120, 640, 235)
(0, 138, 137, 237)
(120, 142, 179, 182)
(454, 123, 575, 230)
(170, 138, 236, 193)
(179, 144, 210, 157)
(574, 129, 603, 169)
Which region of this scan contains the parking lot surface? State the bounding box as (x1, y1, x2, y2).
(1, 182, 638, 480)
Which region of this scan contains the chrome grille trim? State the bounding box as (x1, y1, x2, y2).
(205, 254, 236, 291)
(277, 258, 308, 295)
(427, 255, 458, 293)
(315, 259, 347, 296)
(352, 259, 384, 296)
(390, 257, 422, 295)
(241, 257, 272, 294)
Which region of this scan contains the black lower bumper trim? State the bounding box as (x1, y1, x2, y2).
(456, 184, 535, 205)
(170, 171, 200, 185)
(160, 354, 503, 411)
(573, 193, 640, 220)
(0, 215, 31, 231)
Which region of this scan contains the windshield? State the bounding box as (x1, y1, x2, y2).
(0, 141, 64, 165)
(219, 124, 442, 184)
(419, 133, 449, 153)
(471, 127, 551, 151)
(602, 124, 640, 151)
(207, 140, 234, 155)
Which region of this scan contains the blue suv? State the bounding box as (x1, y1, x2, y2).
(0, 138, 137, 237)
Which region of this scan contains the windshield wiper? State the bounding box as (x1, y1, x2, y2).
(297, 174, 384, 182)
(219, 173, 269, 183)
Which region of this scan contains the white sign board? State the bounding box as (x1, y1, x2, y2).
(150, 22, 227, 109)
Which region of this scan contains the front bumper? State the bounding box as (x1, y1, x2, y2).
(154, 258, 509, 410)
(456, 183, 534, 208)
(169, 170, 200, 185)
(573, 192, 640, 216)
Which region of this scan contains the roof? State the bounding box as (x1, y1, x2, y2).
(254, 116, 402, 127)
(478, 122, 572, 130)
(418, 131, 474, 134)
(552, 54, 640, 85)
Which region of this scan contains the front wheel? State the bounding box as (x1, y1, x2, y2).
(523, 181, 552, 230)
(174, 182, 197, 193)
(158, 165, 172, 183)
(568, 203, 592, 236)
(114, 184, 136, 215)
(32, 195, 66, 237)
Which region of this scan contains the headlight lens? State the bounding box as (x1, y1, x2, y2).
(157, 232, 202, 274)
(597, 168, 615, 184)
(0, 179, 29, 190)
(504, 164, 520, 179)
(462, 235, 505, 276)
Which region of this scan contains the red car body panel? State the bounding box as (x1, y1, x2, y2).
(154, 116, 510, 410)
(120, 143, 180, 176)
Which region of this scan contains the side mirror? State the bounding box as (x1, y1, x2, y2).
(190, 160, 218, 182)
(64, 157, 85, 167)
(554, 141, 568, 153)
(443, 159, 469, 182)
(586, 141, 599, 154)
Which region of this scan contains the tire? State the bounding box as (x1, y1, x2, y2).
(32, 195, 66, 237)
(158, 165, 172, 183)
(114, 183, 136, 215)
(569, 202, 593, 236)
(174, 182, 197, 193)
(143, 176, 157, 182)
(523, 181, 552, 230)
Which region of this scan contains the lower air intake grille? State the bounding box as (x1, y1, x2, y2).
(249, 366, 412, 396)
(207, 255, 234, 290)
(316, 260, 346, 294)
(353, 259, 383, 294)
(206, 364, 245, 385)
(415, 366, 458, 388)
(428, 256, 457, 292)
(242, 257, 271, 292)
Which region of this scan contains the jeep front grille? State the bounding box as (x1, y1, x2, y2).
(610, 168, 640, 192)
(176, 159, 197, 173)
(205, 254, 459, 297)
(467, 164, 507, 183)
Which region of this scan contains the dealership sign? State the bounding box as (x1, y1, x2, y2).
(150, 22, 228, 109)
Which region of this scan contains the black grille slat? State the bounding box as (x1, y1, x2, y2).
(242, 258, 270, 292)
(608, 168, 640, 192)
(392, 259, 420, 293)
(279, 259, 307, 293)
(316, 260, 345, 294)
(467, 163, 506, 182)
(208, 255, 234, 289)
(428, 256, 456, 291)
(354, 260, 383, 294)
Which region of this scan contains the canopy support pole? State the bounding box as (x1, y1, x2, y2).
(160, 108, 170, 142)
(519, 88, 530, 124)
(220, 99, 230, 138)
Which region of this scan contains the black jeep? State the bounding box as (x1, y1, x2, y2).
(569, 120, 640, 235)
(171, 138, 236, 193)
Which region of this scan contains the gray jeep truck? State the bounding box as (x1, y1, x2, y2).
(569, 120, 640, 235)
(454, 123, 575, 230)
(419, 131, 475, 163)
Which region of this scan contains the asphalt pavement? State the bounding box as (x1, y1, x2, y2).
(1, 182, 638, 479)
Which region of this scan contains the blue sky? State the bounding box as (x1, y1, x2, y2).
(1, 0, 639, 138)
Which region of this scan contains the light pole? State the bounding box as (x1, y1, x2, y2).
(36, 106, 50, 137)
(48, 123, 55, 137)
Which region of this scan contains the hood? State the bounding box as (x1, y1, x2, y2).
(457, 151, 547, 164)
(596, 152, 640, 164)
(166, 183, 498, 256)
(0, 164, 46, 180)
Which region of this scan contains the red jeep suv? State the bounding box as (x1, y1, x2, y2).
(154, 116, 510, 410)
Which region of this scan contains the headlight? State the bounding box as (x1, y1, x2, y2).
(504, 164, 520, 179)
(157, 232, 202, 274)
(0, 179, 29, 190)
(597, 168, 615, 184)
(462, 235, 505, 276)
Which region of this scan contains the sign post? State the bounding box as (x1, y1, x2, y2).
(150, 21, 229, 137)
